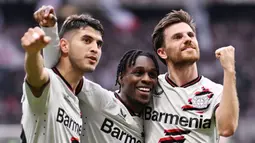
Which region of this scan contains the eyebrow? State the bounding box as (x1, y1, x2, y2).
(81, 34, 103, 43)
(171, 32, 181, 38)
(171, 31, 195, 38)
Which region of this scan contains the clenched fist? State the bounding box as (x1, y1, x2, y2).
(21, 27, 51, 54)
(215, 46, 235, 72)
(34, 5, 57, 27)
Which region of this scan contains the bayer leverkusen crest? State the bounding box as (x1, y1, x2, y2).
(182, 87, 214, 112)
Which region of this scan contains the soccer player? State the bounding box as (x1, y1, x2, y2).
(33, 5, 160, 143)
(20, 12, 104, 143)
(78, 49, 159, 142)
(144, 9, 239, 142)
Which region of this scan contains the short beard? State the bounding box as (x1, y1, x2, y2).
(69, 57, 94, 73)
(170, 56, 199, 67)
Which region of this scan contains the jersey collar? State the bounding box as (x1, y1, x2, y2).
(114, 92, 141, 117)
(52, 67, 83, 95)
(165, 73, 202, 88)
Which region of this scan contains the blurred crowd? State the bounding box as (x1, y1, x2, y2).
(0, 1, 255, 142)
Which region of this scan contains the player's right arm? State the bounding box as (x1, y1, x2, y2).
(34, 5, 60, 68)
(21, 27, 51, 97)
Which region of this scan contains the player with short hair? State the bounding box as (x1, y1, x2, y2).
(144, 9, 239, 143)
(20, 9, 104, 143)
(32, 5, 160, 143)
(78, 49, 159, 143)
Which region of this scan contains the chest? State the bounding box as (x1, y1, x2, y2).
(145, 86, 217, 130)
(48, 86, 82, 132)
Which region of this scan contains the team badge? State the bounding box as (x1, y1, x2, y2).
(182, 87, 214, 112)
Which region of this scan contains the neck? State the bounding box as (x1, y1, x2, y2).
(56, 59, 84, 92)
(167, 62, 198, 87)
(119, 92, 144, 114)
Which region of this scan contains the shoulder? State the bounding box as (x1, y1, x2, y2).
(158, 73, 167, 85)
(82, 77, 114, 95)
(200, 76, 223, 92)
(158, 73, 166, 80)
(82, 78, 103, 90)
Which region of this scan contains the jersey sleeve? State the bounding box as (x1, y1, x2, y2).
(42, 24, 60, 68)
(79, 79, 114, 111)
(21, 68, 53, 113)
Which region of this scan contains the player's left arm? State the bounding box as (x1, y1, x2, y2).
(34, 5, 60, 68)
(215, 46, 239, 137)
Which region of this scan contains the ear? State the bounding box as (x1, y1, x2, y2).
(59, 38, 69, 54)
(118, 74, 124, 86)
(157, 47, 167, 60)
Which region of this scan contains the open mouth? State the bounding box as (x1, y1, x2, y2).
(137, 87, 151, 92)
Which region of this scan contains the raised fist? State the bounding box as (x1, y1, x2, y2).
(21, 27, 51, 54)
(34, 5, 57, 27)
(215, 46, 235, 72)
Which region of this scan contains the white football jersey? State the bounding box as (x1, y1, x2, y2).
(78, 79, 144, 143)
(21, 68, 82, 143)
(144, 73, 222, 143)
(41, 26, 144, 143)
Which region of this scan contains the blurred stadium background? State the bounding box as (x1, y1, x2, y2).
(0, 0, 255, 142)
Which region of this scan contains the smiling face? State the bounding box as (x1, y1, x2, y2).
(157, 22, 200, 66)
(61, 26, 103, 72)
(119, 55, 158, 105)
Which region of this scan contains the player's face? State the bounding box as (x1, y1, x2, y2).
(121, 56, 158, 105)
(158, 22, 200, 66)
(68, 26, 103, 72)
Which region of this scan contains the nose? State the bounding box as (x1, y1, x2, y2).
(141, 73, 153, 84)
(183, 34, 192, 45)
(90, 41, 100, 53)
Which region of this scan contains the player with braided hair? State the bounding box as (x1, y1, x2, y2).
(115, 49, 159, 93)
(76, 49, 159, 143)
(33, 6, 160, 143)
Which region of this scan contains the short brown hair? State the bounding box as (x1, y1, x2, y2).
(59, 14, 104, 38)
(152, 9, 195, 65)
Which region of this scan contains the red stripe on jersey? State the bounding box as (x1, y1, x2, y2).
(164, 129, 184, 133)
(158, 136, 185, 143)
(181, 105, 194, 110)
(164, 129, 191, 136)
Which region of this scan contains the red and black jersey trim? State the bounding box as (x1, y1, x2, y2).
(181, 104, 211, 111)
(213, 103, 220, 113)
(114, 92, 141, 117)
(159, 128, 191, 143)
(52, 67, 83, 95)
(71, 137, 79, 143)
(165, 73, 202, 88)
(164, 129, 191, 136)
(159, 136, 185, 143)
